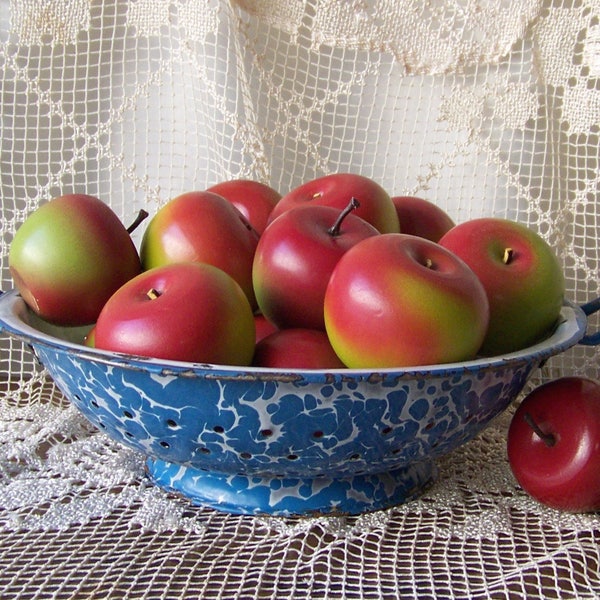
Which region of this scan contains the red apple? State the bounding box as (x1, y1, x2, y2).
(139, 191, 259, 308)
(254, 313, 278, 344)
(324, 233, 490, 368)
(507, 377, 600, 512)
(252, 328, 346, 369)
(94, 262, 255, 365)
(391, 196, 455, 242)
(9, 194, 142, 326)
(268, 173, 400, 234)
(252, 199, 380, 330)
(439, 218, 565, 356)
(206, 179, 281, 235)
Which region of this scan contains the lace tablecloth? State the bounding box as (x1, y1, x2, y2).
(0, 379, 598, 599)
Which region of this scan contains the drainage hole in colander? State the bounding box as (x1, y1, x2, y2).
(381, 426, 393, 436)
(349, 453, 361, 461)
(166, 419, 178, 429)
(240, 452, 252, 460)
(260, 429, 273, 438)
(213, 425, 225, 434)
(75, 394, 93, 408)
(123, 410, 134, 419)
(424, 421, 435, 431)
(124, 431, 134, 438)
(199, 447, 211, 455)
(312, 430, 324, 439)
(287, 454, 299, 461)
(160, 441, 170, 449)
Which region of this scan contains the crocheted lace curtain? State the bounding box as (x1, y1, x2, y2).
(0, 1, 599, 598)
(1, 0, 598, 383)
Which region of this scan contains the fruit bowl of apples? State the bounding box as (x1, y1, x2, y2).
(1, 176, 598, 516)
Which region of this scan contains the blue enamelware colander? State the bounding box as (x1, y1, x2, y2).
(0, 289, 597, 516)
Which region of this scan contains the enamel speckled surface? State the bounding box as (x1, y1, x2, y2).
(35, 343, 533, 514)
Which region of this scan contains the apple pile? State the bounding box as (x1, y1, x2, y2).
(9, 173, 566, 369)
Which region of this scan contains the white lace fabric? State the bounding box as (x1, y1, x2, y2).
(0, 1, 599, 597)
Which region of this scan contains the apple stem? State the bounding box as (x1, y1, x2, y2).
(126, 209, 150, 234)
(523, 412, 556, 447)
(327, 197, 361, 237)
(503, 247, 514, 265)
(146, 288, 161, 300)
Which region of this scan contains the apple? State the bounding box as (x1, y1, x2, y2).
(439, 218, 565, 356)
(252, 198, 380, 330)
(9, 193, 143, 326)
(507, 377, 600, 512)
(252, 328, 346, 369)
(254, 314, 278, 344)
(391, 196, 455, 242)
(94, 262, 255, 365)
(206, 179, 281, 235)
(268, 173, 400, 234)
(139, 191, 260, 308)
(323, 233, 490, 368)
(84, 325, 96, 347)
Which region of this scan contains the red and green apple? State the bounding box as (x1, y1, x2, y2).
(9, 193, 142, 326)
(94, 262, 256, 365)
(268, 173, 400, 234)
(324, 233, 490, 368)
(139, 191, 260, 309)
(439, 218, 565, 356)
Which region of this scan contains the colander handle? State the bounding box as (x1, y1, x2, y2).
(579, 297, 600, 346)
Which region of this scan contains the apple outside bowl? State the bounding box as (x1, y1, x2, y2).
(0, 289, 598, 517)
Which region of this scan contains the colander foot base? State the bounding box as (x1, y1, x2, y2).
(145, 458, 437, 516)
